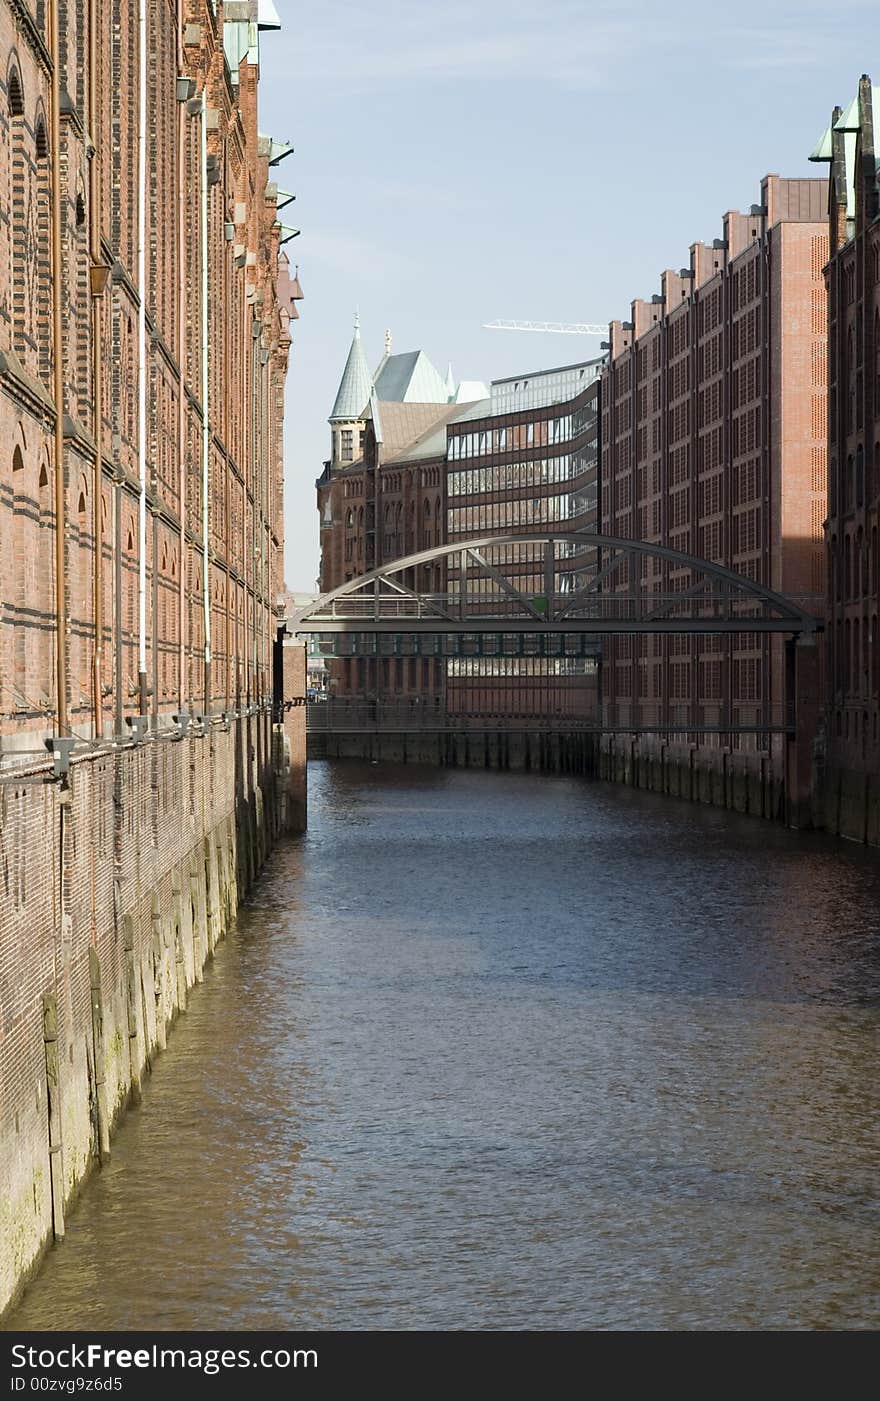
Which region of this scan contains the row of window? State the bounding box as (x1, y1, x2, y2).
(831, 615, 880, 697)
(448, 455, 593, 498)
(447, 416, 575, 459)
(448, 494, 585, 534)
(831, 524, 880, 603)
(609, 656, 763, 703)
(447, 658, 597, 677)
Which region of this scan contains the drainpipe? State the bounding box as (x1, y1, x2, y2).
(88, 0, 108, 740)
(200, 87, 212, 715)
(114, 475, 123, 735)
(251, 317, 259, 698)
(49, 0, 67, 736)
(137, 0, 148, 715)
(241, 298, 249, 706)
(176, 8, 186, 715)
(224, 248, 231, 711)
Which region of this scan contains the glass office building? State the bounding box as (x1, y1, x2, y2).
(445, 359, 603, 720)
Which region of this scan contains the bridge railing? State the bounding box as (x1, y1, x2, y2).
(301, 590, 823, 629)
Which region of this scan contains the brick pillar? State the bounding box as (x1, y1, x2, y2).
(282, 639, 307, 832)
(785, 635, 822, 829)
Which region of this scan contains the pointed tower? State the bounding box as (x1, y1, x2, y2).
(329, 314, 372, 467)
(445, 362, 456, 402)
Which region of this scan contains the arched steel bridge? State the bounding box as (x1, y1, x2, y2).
(287, 534, 822, 637)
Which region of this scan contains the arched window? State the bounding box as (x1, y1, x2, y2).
(8, 64, 27, 358)
(34, 112, 51, 380)
(37, 455, 53, 694)
(844, 533, 851, 600)
(856, 445, 865, 508)
(7, 63, 23, 117)
(75, 482, 89, 692)
(830, 535, 838, 603)
(11, 446, 26, 699)
(856, 527, 864, 599)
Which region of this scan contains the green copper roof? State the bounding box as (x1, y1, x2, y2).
(330, 316, 373, 422)
(373, 349, 449, 404)
(808, 125, 833, 162)
(833, 95, 861, 131)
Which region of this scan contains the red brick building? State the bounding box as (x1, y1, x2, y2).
(0, 0, 300, 1316)
(317, 327, 484, 705)
(319, 397, 460, 702)
(811, 76, 880, 842)
(0, 0, 295, 756)
(600, 175, 828, 817)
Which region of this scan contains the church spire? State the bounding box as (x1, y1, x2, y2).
(329, 313, 372, 423)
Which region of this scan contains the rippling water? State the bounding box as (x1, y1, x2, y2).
(7, 762, 880, 1330)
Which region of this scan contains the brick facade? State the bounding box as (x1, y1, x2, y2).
(0, 1, 301, 1316)
(600, 176, 828, 815)
(817, 75, 880, 843)
(0, 0, 293, 752)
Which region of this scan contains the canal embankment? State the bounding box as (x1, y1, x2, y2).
(0, 703, 305, 1321)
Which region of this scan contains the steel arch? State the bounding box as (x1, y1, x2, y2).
(288, 533, 822, 636)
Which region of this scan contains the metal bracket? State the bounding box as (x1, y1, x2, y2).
(125, 715, 149, 742)
(45, 737, 78, 779)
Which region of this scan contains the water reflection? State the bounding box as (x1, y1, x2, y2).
(7, 762, 880, 1329)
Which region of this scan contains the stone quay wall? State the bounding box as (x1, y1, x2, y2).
(0, 709, 298, 1319)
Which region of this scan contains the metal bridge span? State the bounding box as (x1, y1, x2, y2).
(287, 534, 821, 637)
(284, 534, 822, 739)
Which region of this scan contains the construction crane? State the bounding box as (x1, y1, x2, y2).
(483, 319, 607, 336)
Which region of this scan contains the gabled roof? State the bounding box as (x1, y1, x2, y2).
(330, 316, 373, 422)
(392, 401, 489, 463)
(373, 349, 449, 404)
(363, 401, 455, 461)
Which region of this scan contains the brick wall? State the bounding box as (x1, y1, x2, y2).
(0, 709, 282, 1317)
(0, 0, 293, 753)
(600, 176, 827, 814)
(822, 74, 880, 843)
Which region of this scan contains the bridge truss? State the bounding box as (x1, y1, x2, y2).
(288, 534, 821, 639)
(286, 535, 821, 738)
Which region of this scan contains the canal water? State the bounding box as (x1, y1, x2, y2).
(7, 761, 880, 1330)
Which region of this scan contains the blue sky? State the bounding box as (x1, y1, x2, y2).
(258, 0, 880, 590)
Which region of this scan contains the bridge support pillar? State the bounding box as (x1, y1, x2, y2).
(282, 640, 308, 833)
(785, 635, 821, 830)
